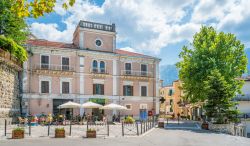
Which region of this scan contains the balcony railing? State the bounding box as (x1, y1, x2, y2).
(79, 20, 116, 32)
(90, 67, 108, 74)
(34, 64, 74, 71)
(121, 70, 153, 77)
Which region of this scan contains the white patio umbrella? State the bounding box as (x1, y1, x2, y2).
(81, 101, 103, 108)
(101, 103, 127, 110)
(58, 101, 81, 109)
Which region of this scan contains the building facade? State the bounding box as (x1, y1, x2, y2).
(160, 80, 203, 120)
(159, 85, 174, 115)
(22, 20, 161, 119)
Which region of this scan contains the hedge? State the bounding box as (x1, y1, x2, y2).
(0, 35, 27, 63)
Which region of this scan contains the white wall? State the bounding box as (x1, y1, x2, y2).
(242, 81, 250, 95)
(238, 101, 250, 113)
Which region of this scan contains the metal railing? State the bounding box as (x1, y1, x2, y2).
(33, 64, 74, 71)
(79, 20, 115, 32)
(90, 67, 108, 74)
(121, 70, 153, 77)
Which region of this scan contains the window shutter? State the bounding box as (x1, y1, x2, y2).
(131, 86, 133, 96)
(123, 86, 126, 96)
(93, 84, 96, 94)
(101, 84, 104, 95)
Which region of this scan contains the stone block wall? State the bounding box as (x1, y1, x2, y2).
(0, 60, 21, 124)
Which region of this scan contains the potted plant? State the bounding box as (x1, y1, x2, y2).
(124, 116, 135, 124)
(12, 127, 24, 139)
(86, 128, 96, 138)
(158, 116, 165, 128)
(55, 127, 65, 138)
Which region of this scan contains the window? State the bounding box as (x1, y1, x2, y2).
(125, 63, 131, 75)
(62, 57, 69, 70)
(92, 60, 98, 73)
(141, 86, 147, 96)
(93, 84, 104, 95)
(62, 82, 70, 94)
(169, 89, 174, 96)
(95, 39, 102, 47)
(140, 104, 147, 109)
(141, 64, 147, 76)
(41, 81, 49, 93)
(123, 85, 133, 96)
(100, 61, 105, 73)
(125, 104, 132, 110)
(41, 55, 49, 69)
(170, 99, 173, 112)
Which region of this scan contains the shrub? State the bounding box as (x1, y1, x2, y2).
(124, 116, 135, 123)
(0, 35, 27, 63)
(87, 128, 96, 132)
(13, 127, 24, 132)
(55, 127, 65, 132)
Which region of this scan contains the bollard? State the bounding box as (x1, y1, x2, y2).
(141, 121, 143, 134)
(29, 123, 31, 136)
(69, 120, 72, 136)
(122, 122, 124, 136)
(136, 122, 139, 136)
(48, 124, 50, 136)
(107, 122, 109, 136)
(4, 119, 7, 136)
(146, 120, 148, 131)
(143, 121, 145, 133)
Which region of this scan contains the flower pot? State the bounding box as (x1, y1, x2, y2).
(12, 130, 24, 139)
(201, 123, 209, 130)
(86, 131, 96, 138)
(55, 130, 65, 138)
(158, 122, 164, 128)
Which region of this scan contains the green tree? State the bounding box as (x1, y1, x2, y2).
(177, 26, 247, 106)
(11, 0, 76, 18)
(0, 0, 28, 44)
(203, 69, 239, 123)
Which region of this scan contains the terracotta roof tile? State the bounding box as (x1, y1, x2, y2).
(26, 39, 75, 48)
(115, 49, 153, 58)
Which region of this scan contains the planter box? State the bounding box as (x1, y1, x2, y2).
(201, 123, 209, 130)
(12, 130, 24, 139)
(158, 122, 164, 128)
(55, 130, 65, 138)
(87, 131, 96, 138)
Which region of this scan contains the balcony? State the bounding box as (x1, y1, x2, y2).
(90, 67, 108, 74)
(121, 70, 153, 77)
(33, 64, 75, 75)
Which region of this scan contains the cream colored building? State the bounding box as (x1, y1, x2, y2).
(22, 20, 161, 120)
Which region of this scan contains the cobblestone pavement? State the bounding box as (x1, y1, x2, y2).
(1, 128, 250, 146)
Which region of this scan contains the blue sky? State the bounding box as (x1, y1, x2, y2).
(28, 0, 250, 66)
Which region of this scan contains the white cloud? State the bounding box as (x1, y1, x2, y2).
(119, 47, 136, 52)
(30, 0, 250, 55)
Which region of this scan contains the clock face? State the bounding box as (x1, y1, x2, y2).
(95, 39, 102, 47)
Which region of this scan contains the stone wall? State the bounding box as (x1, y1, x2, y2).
(208, 122, 247, 137)
(208, 123, 235, 135)
(0, 59, 21, 124)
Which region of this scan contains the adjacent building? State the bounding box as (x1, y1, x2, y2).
(160, 80, 202, 120)
(22, 20, 161, 119)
